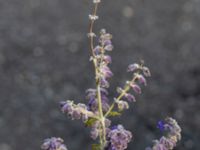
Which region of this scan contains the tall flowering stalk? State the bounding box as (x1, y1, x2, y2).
(41, 0, 181, 150)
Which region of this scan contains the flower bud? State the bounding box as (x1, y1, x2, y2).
(127, 63, 140, 72)
(93, 46, 101, 55)
(117, 101, 129, 111)
(60, 101, 73, 114)
(130, 83, 141, 94)
(142, 66, 151, 77)
(71, 109, 81, 120)
(105, 118, 111, 127)
(124, 93, 136, 102)
(90, 128, 99, 140)
(104, 44, 113, 51)
(104, 55, 112, 64)
(137, 74, 147, 86)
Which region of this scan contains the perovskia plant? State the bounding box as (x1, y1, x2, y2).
(41, 0, 181, 150)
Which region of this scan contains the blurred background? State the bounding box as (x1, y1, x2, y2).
(0, 0, 200, 149)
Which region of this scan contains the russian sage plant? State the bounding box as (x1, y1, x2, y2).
(41, 0, 181, 150)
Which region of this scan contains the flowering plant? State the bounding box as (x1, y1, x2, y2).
(41, 0, 181, 150)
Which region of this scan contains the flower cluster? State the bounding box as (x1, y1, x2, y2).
(92, 29, 113, 88)
(106, 125, 132, 150)
(86, 88, 110, 112)
(114, 62, 151, 112)
(41, 137, 67, 150)
(60, 100, 95, 121)
(146, 117, 181, 150)
(90, 118, 111, 140)
(127, 62, 151, 87)
(41, 0, 182, 150)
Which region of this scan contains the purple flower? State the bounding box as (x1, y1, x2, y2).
(93, 46, 101, 55)
(41, 137, 67, 150)
(86, 88, 96, 99)
(90, 119, 111, 140)
(100, 77, 110, 88)
(124, 93, 136, 102)
(86, 88, 110, 112)
(60, 101, 73, 114)
(71, 109, 81, 120)
(111, 125, 118, 130)
(104, 55, 112, 64)
(87, 98, 97, 111)
(157, 121, 165, 131)
(104, 39, 112, 46)
(137, 74, 147, 86)
(99, 29, 113, 51)
(60, 101, 89, 121)
(130, 83, 141, 94)
(160, 137, 175, 149)
(105, 118, 111, 127)
(98, 65, 113, 88)
(90, 128, 99, 140)
(152, 142, 167, 150)
(147, 118, 181, 150)
(100, 88, 109, 95)
(90, 120, 101, 140)
(101, 66, 113, 78)
(107, 125, 132, 150)
(104, 44, 114, 51)
(165, 117, 182, 141)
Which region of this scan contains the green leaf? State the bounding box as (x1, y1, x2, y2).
(92, 144, 101, 150)
(108, 111, 121, 117)
(84, 118, 98, 127)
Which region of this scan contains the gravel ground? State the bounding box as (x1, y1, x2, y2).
(0, 0, 200, 150)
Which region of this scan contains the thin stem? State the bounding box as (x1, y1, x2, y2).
(88, 2, 106, 149)
(97, 83, 106, 149)
(104, 76, 138, 117)
(104, 86, 130, 117)
(89, 3, 99, 57)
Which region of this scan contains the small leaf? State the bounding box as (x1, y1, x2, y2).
(108, 111, 121, 117)
(84, 118, 98, 127)
(92, 144, 101, 150)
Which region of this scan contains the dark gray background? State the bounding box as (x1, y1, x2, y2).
(0, 0, 200, 149)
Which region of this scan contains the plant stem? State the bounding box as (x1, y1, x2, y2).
(104, 76, 138, 117)
(97, 82, 106, 149)
(89, 3, 99, 57)
(88, 2, 106, 149)
(104, 86, 130, 117)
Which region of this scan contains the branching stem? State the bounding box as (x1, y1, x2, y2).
(88, 2, 106, 150)
(104, 76, 138, 117)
